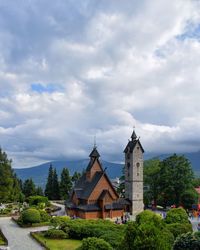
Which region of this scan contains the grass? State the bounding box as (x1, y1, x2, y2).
(0, 230, 7, 246)
(32, 232, 82, 250)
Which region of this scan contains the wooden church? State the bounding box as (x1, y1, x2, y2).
(66, 147, 129, 219)
(66, 130, 144, 219)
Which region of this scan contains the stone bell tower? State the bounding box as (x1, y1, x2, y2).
(124, 130, 144, 215)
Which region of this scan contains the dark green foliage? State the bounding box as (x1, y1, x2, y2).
(173, 232, 200, 250)
(122, 221, 173, 250)
(144, 159, 161, 207)
(45, 165, 60, 200)
(39, 210, 50, 222)
(36, 186, 44, 196)
(193, 177, 200, 188)
(21, 208, 41, 224)
(78, 237, 113, 250)
(71, 171, 81, 185)
(28, 195, 48, 206)
(22, 178, 36, 197)
(59, 168, 72, 200)
(181, 189, 198, 209)
(44, 229, 68, 239)
(100, 230, 124, 249)
(159, 154, 194, 207)
(45, 164, 54, 199)
(60, 219, 125, 248)
(165, 208, 189, 224)
(0, 148, 14, 202)
(166, 223, 192, 239)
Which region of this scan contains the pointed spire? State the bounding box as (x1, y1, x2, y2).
(131, 130, 137, 141)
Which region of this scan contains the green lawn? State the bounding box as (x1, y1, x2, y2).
(0, 231, 6, 245)
(32, 233, 82, 250)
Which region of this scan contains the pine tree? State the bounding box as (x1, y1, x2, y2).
(60, 168, 72, 200)
(10, 173, 22, 201)
(36, 186, 44, 196)
(72, 171, 81, 185)
(22, 178, 36, 197)
(0, 148, 13, 202)
(45, 164, 54, 199)
(52, 168, 60, 200)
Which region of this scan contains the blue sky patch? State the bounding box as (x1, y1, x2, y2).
(31, 83, 63, 93)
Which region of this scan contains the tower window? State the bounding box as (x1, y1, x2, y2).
(136, 162, 140, 176)
(127, 163, 130, 177)
(127, 153, 130, 159)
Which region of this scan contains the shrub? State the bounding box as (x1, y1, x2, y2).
(21, 208, 41, 224)
(28, 196, 49, 207)
(100, 230, 124, 249)
(78, 237, 113, 250)
(39, 210, 51, 222)
(44, 229, 68, 239)
(166, 223, 192, 239)
(50, 216, 70, 227)
(165, 208, 189, 224)
(136, 210, 164, 229)
(121, 221, 173, 250)
(173, 232, 200, 250)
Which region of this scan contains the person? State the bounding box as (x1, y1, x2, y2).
(197, 223, 200, 231)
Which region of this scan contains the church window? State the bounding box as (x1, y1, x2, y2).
(127, 162, 130, 177)
(136, 162, 140, 176)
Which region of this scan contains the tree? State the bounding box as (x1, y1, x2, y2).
(78, 237, 113, 250)
(144, 159, 161, 207)
(0, 148, 13, 202)
(45, 164, 54, 199)
(165, 208, 189, 224)
(60, 168, 72, 200)
(22, 178, 36, 197)
(36, 186, 44, 196)
(181, 189, 198, 209)
(52, 168, 60, 200)
(72, 171, 81, 185)
(10, 173, 22, 201)
(159, 154, 194, 207)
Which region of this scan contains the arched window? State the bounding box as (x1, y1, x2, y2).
(127, 162, 130, 177)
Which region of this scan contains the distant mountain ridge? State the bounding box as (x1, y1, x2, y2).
(14, 159, 123, 188)
(14, 151, 200, 189)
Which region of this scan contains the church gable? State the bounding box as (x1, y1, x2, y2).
(88, 173, 118, 201)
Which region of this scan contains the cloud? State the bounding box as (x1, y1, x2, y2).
(0, 0, 200, 167)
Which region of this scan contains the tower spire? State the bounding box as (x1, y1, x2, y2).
(131, 129, 137, 141)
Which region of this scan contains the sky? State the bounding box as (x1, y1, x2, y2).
(1, 0, 200, 168)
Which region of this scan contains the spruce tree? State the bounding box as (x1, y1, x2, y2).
(72, 171, 81, 185)
(36, 186, 44, 196)
(45, 164, 54, 199)
(22, 178, 36, 197)
(0, 148, 13, 202)
(60, 168, 72, 200)
(52, 168, 60, 200)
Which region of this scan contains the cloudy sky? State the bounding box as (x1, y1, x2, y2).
(1, 0, 200, 168)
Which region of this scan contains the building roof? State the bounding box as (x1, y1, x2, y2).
(89, 147, 100, 158)
(124, 139, 144, 153)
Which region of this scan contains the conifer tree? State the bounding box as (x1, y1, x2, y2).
(60, 168, 72, 200)
(0, 148, 13, 202)
(36, 186, 44, 196)
(52, 168, 60, 200)
(72, 171, 81, 185)
(45, 164, 54, 199)
(22, 178, 36, 197)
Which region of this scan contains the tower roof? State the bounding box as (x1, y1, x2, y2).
(131, 130, 137, 141)
(89, 147, 100, 158)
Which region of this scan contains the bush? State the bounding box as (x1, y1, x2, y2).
(121, 221, 173, 250)
(166, 223, 192, 239)
(78, 237, 113, 250)
(50, 216, 70, 227)
(173, 232, 200, 250)
(165, 208, 189, 224)
(136, 210, 164, 229)
(100, 230, 124, 249)
(21, 208, 41, 224)
(39, 210, 51, 222)
(44, 229, 68, 239)
(28, 196, 49, 207)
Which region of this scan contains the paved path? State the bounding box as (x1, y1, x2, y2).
(189, 218, 200, 232)
(51, 202, 66, 216)
(0, 217, 49, 250)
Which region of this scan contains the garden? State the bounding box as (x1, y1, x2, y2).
(30, 208, 200, 250)
(0, 229, 8, 246)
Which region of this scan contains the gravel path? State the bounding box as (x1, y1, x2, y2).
(51, 202, 66, 216)
(0, 217, 49, 250)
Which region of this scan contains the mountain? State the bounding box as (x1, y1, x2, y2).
(14, 151, 200, 189)
(14, 159, 123, 188)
